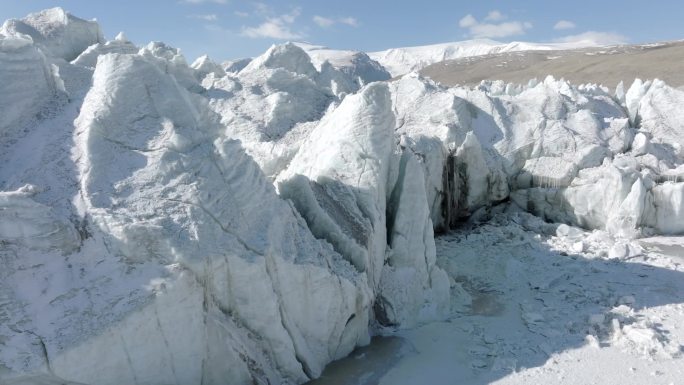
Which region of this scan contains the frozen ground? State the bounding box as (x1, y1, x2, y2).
(310, 212, 684, 385)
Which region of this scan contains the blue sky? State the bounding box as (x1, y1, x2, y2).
(2, 1, 683, 62)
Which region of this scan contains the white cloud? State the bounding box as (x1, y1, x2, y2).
(189, 14, 218, 21)
(241, 21, 302, 39)
(554, 31, 628, 45)
(280, 8, 300, 23)
(459, 14, 477, 28)
(180, 0, 228, 4)
(253, 2, 271, 16)
(484, 10, 505, 22)
(234, 11, 249, 18)
(554, 20, 576, 30)
(459, 12, 532, 39)
(313, 15, 335, 27)
(241, 8, 304, 40)
(313, 15, 359, 28)
(339, 17, 358, 27)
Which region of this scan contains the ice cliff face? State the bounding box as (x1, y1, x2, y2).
(2, 8, 684, 385)
(0, 34, 63, 137)
(64, 52, 372, 384)
(277, 83, 449, 327)
(510, 79, 684, 236)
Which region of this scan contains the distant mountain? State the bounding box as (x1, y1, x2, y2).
(367, 39, 604, 76)
(420, 40, 684, 89)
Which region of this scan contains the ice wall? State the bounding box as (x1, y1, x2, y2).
(56, 52, 371, 384)
(277, 83, 450, 327)
(0, 35, 60, 137)
(388, 74, 684, 238)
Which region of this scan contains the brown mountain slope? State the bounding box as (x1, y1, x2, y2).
(420, 40, 684, 89)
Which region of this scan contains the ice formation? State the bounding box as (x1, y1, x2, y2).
(191, 54, 226, 80)
(2, 7, 684, 385)
(71, 32, 137, 68)
(1, 8, 102, 61)
(0, 33, 63, 137)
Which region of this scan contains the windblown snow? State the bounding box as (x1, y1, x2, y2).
(1, 7, 684, 385)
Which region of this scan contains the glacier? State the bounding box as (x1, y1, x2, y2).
(1, 7, 684, 385)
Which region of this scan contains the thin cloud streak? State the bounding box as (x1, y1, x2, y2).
(241, 8, 304, 39)
(188, 14, 218, 21)
(459, 12, 532, 39)
(179, 0, 228, 4)
(312, 15, 359, 28)
(554, 31, 628, 45)
(554, 20, 577, 30)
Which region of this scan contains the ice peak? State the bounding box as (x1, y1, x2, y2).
(191, 54, 226, 79)
(241, 42, 317, 77)
(114, 31, 127, 42)
(0, 7, 102, 60)
(192, 54, 210, 65)
(28, 7, 69, 23)
(140, 41, 183, 61)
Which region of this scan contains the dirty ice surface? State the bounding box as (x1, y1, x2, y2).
(312, 212, 684, 385)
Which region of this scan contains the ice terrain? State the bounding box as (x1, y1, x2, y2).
(313, 213, 684, 384)
(1, 7, 684, 385)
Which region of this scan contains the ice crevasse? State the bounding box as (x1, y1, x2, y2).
(2, 7, 684, 385)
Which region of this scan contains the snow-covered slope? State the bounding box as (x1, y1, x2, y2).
(2, 8, 684, 385)
(369, 39, 603, 76)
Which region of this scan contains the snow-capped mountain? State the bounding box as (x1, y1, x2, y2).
(367, 39, 604, 76)
(295, 39, 604, 78)
(2, 7, 684, 385)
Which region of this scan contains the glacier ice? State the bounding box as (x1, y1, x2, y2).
(65, 52, 372, 384)
(223, 57, 252, 74)
(3, 8, 684, 385)
(0, 34, 62, 136)
(277, 83, 450, 327)
(296, 42, 391, 91)
(138, 41, 202, 92)
(202, 42, 392, 180)
(191, 54, 226, 81)
(71, 33, 137, 68)
(1, 8, 102, 61)
(0, 185, 80, 253)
